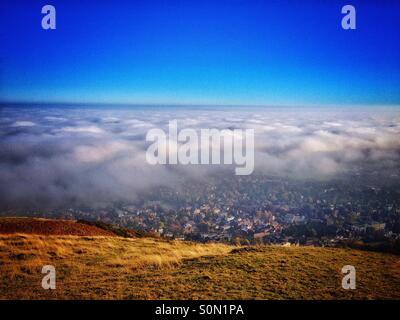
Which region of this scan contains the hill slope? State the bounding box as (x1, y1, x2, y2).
(0, 218, 399, 299)
(0, 217, 116, 237)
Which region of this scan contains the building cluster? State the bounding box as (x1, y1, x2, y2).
(23, 175, 400, 246)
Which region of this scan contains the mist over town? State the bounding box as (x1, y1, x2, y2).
(1, 105, 399, 248)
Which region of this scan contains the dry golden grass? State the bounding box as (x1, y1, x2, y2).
(0, 234, 230, 299)
(0, 234, 399, 300)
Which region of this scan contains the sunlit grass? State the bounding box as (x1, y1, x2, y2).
(1, 234, 399, 299)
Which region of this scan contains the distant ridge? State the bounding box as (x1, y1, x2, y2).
(0, 217, 116, 237)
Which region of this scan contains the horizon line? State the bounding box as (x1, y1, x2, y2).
(1, 100, 400, 109)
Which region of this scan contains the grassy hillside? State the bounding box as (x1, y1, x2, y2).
(0, 217, 117, 237)
(0, 219, 399, 299)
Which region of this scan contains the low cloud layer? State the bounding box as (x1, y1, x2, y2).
(0, 106, 399, 210)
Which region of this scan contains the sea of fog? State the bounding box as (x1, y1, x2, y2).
(0, 104, 399, 210)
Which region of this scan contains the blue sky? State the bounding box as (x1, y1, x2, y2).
(0, 0, 399, 106)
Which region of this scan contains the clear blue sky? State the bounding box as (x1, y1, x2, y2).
(0, 0, 399, 106)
